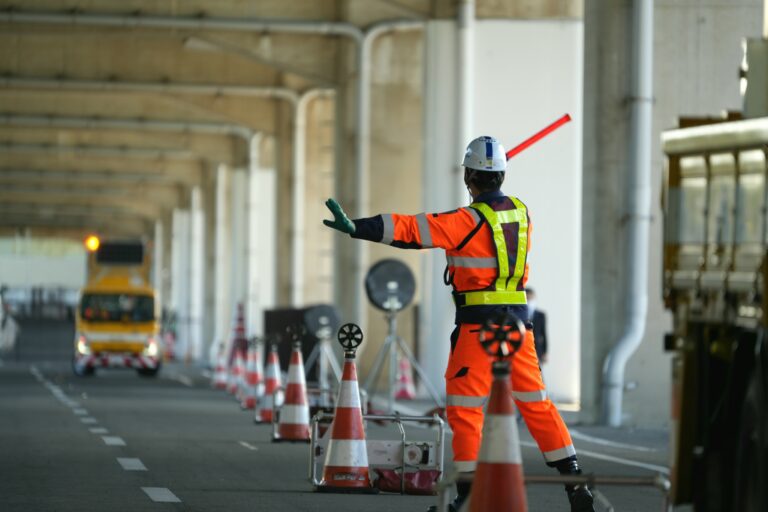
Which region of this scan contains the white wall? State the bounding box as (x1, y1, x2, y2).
(421, 20, 583, 403)
(474, 20, 584, 403)
(0, 237, 86, 288)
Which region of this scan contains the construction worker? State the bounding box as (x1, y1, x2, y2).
(323, 135, 594, 512)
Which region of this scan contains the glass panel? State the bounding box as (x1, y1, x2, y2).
(80, 293, 155, 322)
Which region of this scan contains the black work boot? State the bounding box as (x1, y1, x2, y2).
(427, 480, 470, 512)
(555, 458, 596, 512)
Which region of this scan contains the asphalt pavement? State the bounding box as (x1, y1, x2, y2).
(0, 319, 675, 511)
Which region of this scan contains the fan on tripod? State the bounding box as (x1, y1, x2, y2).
(362, 258, 444, 413)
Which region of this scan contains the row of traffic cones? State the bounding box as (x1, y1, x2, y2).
(212, 305, 528, 508)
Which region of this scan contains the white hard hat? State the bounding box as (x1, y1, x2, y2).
(462, 136, 507, 172)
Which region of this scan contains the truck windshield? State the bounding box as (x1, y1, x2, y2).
(80, 293, 155, 322)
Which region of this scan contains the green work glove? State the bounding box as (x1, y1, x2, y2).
(323, 198, 356, 235)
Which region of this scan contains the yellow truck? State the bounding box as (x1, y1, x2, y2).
(73, 238, 162, 377)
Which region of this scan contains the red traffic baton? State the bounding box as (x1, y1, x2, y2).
(505, 113, 572, 160)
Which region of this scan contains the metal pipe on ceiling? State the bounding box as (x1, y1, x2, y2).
(0, 142, 196, 160)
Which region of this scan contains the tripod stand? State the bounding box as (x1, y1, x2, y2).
(363, 293, 444, 413)
(304, 324, 342, 407)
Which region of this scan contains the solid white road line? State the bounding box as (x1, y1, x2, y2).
(519, 440, 669, 475)
(142, 487, 181, 503)
(80, 417, 98, 424)
(239, 441, 258, 451)
(102, 436, 126, 446)
(570, 429, 658, 453)
(89, 427, 109, 434)
(117, 458, 147, 471)
(72, 408, 88, 416)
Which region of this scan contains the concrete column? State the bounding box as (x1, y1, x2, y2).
(417, 21, 461, 398)
(213, 164, 233, 361)
(201, 168, 217, 364)
(171, 207, 191, 360)
(247, 136, 277, 335)
(230, 169, 248, 315)
(189, 186, 205, 362)
(153, 219, 164, 313)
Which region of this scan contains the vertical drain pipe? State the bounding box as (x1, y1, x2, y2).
(456, 0, 475, 206)
(601, 0, 654, 426)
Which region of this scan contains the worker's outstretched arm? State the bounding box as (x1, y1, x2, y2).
(323, 198, 481, 251)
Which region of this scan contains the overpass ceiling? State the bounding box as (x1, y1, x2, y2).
(0, 0, 447, 237)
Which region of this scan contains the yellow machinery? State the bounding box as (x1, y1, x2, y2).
(73, 238, 162, 376)
(662, 117, 768, 510)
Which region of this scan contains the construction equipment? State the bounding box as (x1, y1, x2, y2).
(661, 116, 768, 511)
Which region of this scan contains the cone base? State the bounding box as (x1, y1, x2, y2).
(315, 484, 379, 495)
(272, 437, 311, 443)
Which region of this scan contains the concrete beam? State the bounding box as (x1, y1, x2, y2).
(0, 142, 197, 161)
(0, 214, 150, 237)
(0, 168, 182, 186)
(0, 192, 167, 219)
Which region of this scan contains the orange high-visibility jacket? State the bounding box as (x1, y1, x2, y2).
(352, 190, 532, 323)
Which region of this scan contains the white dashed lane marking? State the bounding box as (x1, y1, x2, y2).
(102, 436, 126, 446)
(89, 427, 109, 434)
(73, 408, 89, 416)
(142, 487, 181, 503)
(117, 458, 147, 471)
(81, 417, 98, 424)
(239, 441, 258, 451)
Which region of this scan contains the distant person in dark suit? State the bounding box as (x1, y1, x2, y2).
(526, 288, 547, 364)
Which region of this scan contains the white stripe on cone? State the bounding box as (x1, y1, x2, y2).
(324, 439, 369, 467)
(279, 404, 310, 425)
(477, 414, 523, 464)
(336, 380, 361, 408)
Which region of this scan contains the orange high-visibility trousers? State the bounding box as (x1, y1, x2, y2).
(445, 323, 576, 472)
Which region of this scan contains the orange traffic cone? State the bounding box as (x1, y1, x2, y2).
(240, 340, 263, 410)
(255, 343, 282, 423)
(466, 315, 528, 511)
(395, 353, 416, 400)
(229, 347, 245, 397)
(212, 344, 228, 390)
(316, 323, 376, 493)
(227, 304, 248, 396)
(274, 342, 310, 441)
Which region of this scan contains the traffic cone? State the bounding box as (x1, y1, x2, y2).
(274, 342, 310, 441)
(316, 352, 375, 493)
(226, 304, 248, 396)
(255, 343, 282, 423)
(465, 364, 528, 510)
(228, 347, 245, 397)
(212, 344, 228, 390)
(395, 353, 416, 400)
(240, 341, 263, 410)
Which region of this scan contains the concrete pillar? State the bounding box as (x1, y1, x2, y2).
(189, 186, 205, 362)
(171, 207, 191, 360)
(201, 168, 217, 364)
(213, 164, 233, 361)
(230, 169, 248, 315)
(153, 219, 164, 312)
(247, 135, 277, 335)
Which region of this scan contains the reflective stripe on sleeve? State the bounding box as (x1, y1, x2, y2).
(447, 255, 497, 269)
(543, 444, 577, 462)
(464, 207, 481, 224)
(446, 394, 488, 408)
(381, 214, 395, 244)
(415, 213, 433, 248)
(513, 390, 547, 402)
